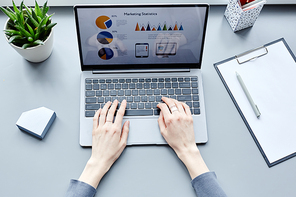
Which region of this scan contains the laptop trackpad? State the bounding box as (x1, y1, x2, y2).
(124, 118, 166, 145)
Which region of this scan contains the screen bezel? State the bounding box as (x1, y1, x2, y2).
(74, 4, 209, 71)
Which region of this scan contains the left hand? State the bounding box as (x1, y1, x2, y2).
(90, 100, 129, 170)
(79, 100, 129, 188)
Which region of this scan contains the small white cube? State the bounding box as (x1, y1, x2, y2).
(16, 107, 56, 139)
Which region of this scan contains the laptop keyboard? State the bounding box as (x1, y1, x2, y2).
(84, 76, 200, 117)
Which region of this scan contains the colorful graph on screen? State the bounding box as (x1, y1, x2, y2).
(98, 48, 114, 60)
(96, 16, 112, 29)
(135, 22, 183, 31)
(97, 31, 113, 44)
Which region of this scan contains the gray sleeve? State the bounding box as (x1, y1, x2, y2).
(65, 179, 96, 197)
(191, 172, 227, 197)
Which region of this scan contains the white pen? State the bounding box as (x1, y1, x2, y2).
(236, 72, 261, 118)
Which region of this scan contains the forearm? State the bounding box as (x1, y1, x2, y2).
(177, 146, 209, 179)
(78, 159, 109, 188)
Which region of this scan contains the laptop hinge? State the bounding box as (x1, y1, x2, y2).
(92, 69, 190, 74)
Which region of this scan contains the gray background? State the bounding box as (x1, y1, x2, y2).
(0, 5, 296, 197)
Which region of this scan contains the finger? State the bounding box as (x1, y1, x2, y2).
(157, 102, 171, 118)
(114, 100, 127, 128)
(93, 109, 101, 130)
(161, 97, 178, 113)
(158, 111, 167, 136)
(120, 120, 130, 144)
(174, 100, 185, 115)
(106, 100, 118, 123)
(180, 102, 192, 116)
(99, 101, 111, 125)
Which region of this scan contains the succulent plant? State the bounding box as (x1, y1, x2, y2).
(0, 1, 57, 49)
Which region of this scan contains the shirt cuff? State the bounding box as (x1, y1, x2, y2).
(191, 172, 227, 197)
(65, 179, 96, 197)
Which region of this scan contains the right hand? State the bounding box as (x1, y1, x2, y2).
(157, 97, 196, 157)
(157, 97, 209, 179)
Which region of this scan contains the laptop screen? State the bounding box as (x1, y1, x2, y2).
(74, 4, 209, 71)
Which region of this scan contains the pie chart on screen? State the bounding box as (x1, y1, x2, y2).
(96, 16, 112, 29)
(98, 48, 114, 60)
(97, 31, 113, 44)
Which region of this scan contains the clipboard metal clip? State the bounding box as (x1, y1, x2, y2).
(235, 46, 268, 64)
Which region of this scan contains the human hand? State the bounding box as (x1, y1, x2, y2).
(79, 100, 129, 188)
(157, 97, 196, 156)
(157, 97, 209, 179)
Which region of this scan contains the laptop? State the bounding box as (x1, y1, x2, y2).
(74, 4, 209, 146)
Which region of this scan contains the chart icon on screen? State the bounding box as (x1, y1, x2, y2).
(97, 31, 113, 44)
(98, 48, 114, 60)
(96, 16, 112, 29)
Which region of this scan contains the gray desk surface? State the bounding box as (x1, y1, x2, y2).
(1, 5, 296, 197)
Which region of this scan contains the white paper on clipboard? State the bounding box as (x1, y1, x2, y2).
(215, 38, 296, 167)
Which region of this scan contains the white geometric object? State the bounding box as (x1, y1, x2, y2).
(16, 107, 56, 139)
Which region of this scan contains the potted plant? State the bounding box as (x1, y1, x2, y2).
(0, 1, 57, 62)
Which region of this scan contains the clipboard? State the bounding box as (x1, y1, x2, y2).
(214, 38, 296, 167)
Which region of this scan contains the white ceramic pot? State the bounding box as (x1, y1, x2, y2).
(4, 18, 54, 63)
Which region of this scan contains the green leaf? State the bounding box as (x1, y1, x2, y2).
(26, 23, 35, 37)
(46, 22, 57, 31)
(8, 35, 23, 43)
(35, 0, 42, 17)
(37, 16, 42, 23)
(33, 40, 44, 45)
(48, 13, 54, 19)
(34, 32, 39, 40)
(4, 29, 21, 35)
(0, 6, 17, 21)
(20, 1, 24, 12)
(12, 0, 20, 15)
(42, 14, 53, 27)
(5, 6, 15, 14)
(5, 32, 13, 36)
(36, 17, 46, 34)
(15, 24, 32, 38)
(16, 9, 25, 28)
(26, 10, 39, 27)
(20, 12, 25, 25)
(40, 25, 46, 35)
(14, 18, 21, 27)
(28, 37, 33, 42)
(31, 7, 39, 22)
(22, 43, 32, 49)
(42, 1, 48, 17)
(24, 5, 31, 15)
